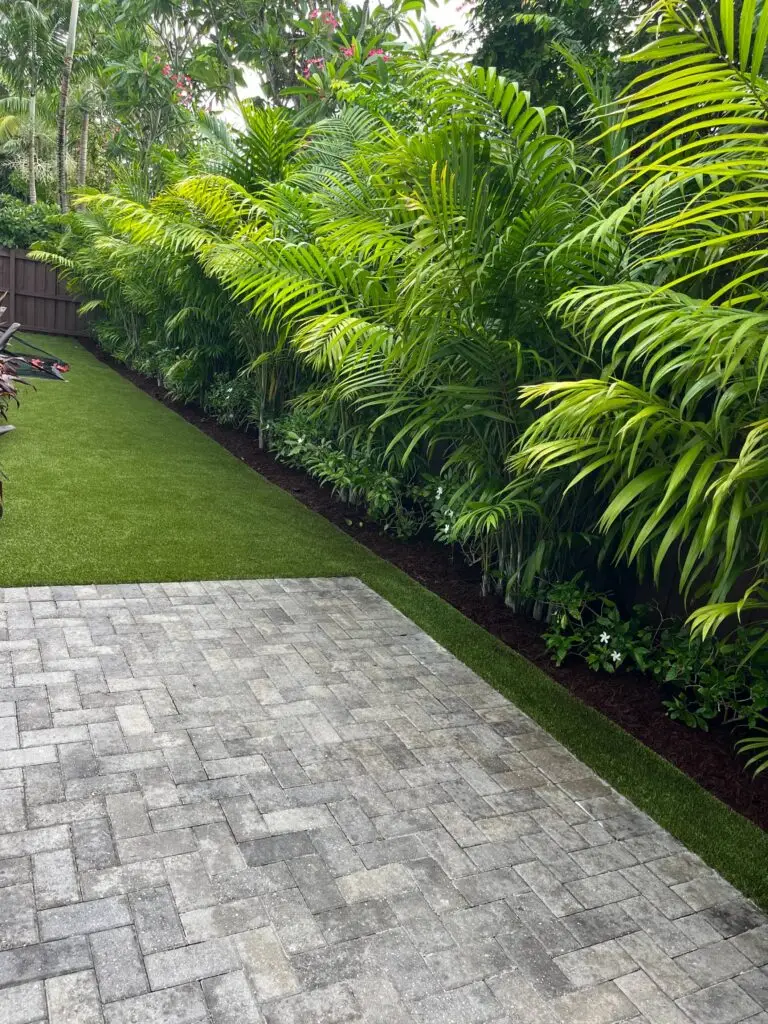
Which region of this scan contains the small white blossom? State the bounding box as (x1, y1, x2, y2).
(611, 650, 621, 663)
(599, 632, 610, 644)
(442, 524, 450, 534)
(436, 486, 444, 499)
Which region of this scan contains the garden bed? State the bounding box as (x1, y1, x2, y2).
(79, 336, 768, 834)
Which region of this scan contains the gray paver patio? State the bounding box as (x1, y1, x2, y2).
(0, 577, 765, 1024)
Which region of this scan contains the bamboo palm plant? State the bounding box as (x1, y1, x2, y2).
(516, 0, 768, 671)
(44, 61, 589, 600)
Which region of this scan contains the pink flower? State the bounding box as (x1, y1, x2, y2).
(340, 45, 354, 57)
(367, 47, 391, 60)
(302, 55, 326, 77)
(308, 8, 320, 17)
(320, 9, 338, 27)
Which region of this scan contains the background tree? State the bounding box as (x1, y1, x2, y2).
(472, 0, 639, 111)
(0, 1, 61, 202)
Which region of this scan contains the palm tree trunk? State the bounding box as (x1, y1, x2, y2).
(57, 0, 80, 212)
(76, 109, 89, 187)
(27, 90, 37, 205)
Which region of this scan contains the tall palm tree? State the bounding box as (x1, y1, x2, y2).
(0, 1, 59, 203)
(57, 0, 80, 211)
(66, 75, 102, 189)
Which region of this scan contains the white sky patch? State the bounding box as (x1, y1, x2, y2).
(430, 0, 473, 39)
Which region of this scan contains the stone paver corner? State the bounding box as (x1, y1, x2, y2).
(0, 577, 764, 1023)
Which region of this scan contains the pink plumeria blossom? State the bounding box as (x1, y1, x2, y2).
(367, 47, 391, 60)
(340, 45, 354, 57)
(308, 7, 320, 17)
(302, 55, 326, 77)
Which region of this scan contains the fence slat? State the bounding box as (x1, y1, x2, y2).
(8, 250, 15, 326)
(0, 248, 89, 337)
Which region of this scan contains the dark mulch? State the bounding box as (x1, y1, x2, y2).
(79, 338, 768, 832)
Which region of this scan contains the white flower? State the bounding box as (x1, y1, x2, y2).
(611, 650, 621, 663)
(297, 435, 305, 444)
(442, 524, 450, 534)
(436, 486, 444, 499)
(599, 631, 610, 644)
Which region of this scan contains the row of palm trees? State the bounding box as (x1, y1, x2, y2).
(35, 0, 768, 755)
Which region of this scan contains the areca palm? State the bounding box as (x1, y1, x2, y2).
(198, 65, 583, 594)
(43, 62, 584, 596)
(515, 0, 768, 661)
(32, 0, 768, 764)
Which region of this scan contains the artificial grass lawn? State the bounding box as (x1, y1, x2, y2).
(5, 335, 768, 907)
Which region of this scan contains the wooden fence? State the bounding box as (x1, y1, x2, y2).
(0, 248, 89, 338)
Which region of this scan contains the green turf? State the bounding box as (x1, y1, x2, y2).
(5, 335, 768, 905)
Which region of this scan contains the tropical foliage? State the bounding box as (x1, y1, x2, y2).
(0, 0, 440, 208)
(28, 0, 768, 773)
(471, 0, 638, 110)
(0, 194, 59, 248)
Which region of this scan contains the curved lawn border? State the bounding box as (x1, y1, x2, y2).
(5, 335, 768, 909)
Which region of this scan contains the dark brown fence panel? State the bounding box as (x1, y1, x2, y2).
(0, 248, 89, 338)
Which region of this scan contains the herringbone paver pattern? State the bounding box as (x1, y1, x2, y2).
(0, 577, 764, 1023)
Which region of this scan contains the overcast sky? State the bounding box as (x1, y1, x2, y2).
(429, 0, 472, 39)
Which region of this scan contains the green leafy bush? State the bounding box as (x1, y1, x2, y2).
(0, 196, 59, 250)
(204, 374, 260, 429)
(543, 576, 768, 734)
(268, 412, 425, 538)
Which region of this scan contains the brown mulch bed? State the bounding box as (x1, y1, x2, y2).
(79, 338, 768, 832)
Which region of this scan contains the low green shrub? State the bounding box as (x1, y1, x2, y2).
(268, 412, 426, 538)
(204, 374, 260, 430)
(543, 575, 768, 738)
(0, 195, 60, 250)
